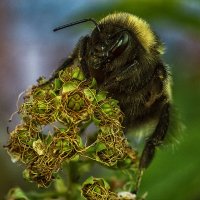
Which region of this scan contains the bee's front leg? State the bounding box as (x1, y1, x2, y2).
(103, 61, 138, 90)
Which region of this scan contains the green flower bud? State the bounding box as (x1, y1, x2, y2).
(67, 93, 85, 111)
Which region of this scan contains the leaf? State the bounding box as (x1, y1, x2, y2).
(7, 187, 30, 200)
(54, 78, 62, 90)
(54, 177, 68, 193)
(83, 88, 96, 102)
(109, 99, 119, 106)
(54, 95, 61, 104)
(70, 154, 80, 161)
(92, 115, 101, 126)
(72, 67, 81, 79)
(72, 66, 85, 81)
(95, 143, 107, 152)
(82, 176, 95, 186)
(62, 81, 79, 93)
(89, 78, 97, 88)
(96, 91, 107, 102)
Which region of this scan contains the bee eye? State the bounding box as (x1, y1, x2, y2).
(110, 32, 129, 56)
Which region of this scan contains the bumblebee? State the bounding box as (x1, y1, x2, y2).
(49, 13, 173, 170)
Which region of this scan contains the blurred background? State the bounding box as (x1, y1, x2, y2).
(0, 0, 200, 199)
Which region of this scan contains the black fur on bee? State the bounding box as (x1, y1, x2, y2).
(48, 13, 173, 170)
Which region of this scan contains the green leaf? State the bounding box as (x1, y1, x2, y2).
(83, 88, 96, 102)
(72, 66, 85, 81)
(6, 187, 30, 200)
(34, 89, 46, 98)
(54, 177, 68, 193)
(82, 177, 110, 190)
(92, 115, 101, 126)
(62, 81, 79, 93)
(54, 78, 62, 90)
(72, 67, 80, 79)
(70, 154, 80, 161)
(89, 78, 97, 88)
(82, 176, 95, 186)
(54, 95, 61, 104)
(100, 103, 111, 109)
(109, 99, 119, 106)
(45, 135, 53, 146)
(95, 142, 107, 152)
(96, 91, 107, 102)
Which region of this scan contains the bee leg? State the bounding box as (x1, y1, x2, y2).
(103, 61, 138, 89)
(78, 36, 90, 78)
(115, 60, 139, 81)
(139, 102, 170, 169)
(133, 103, 170, 194)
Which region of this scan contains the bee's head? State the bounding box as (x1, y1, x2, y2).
(88, 25, 131, 70)
(54, 13, 164, 83)
(87, 13, 164, 73)
(53, 16, 132, 71)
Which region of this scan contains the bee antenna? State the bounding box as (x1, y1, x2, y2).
(53, 18, 100, 32)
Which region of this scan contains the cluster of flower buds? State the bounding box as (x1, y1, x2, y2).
(82, 177, 139, 200)
(6, 65, 138, 190)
